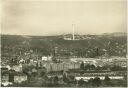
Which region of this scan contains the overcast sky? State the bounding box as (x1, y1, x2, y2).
(1, 0, 127, 35)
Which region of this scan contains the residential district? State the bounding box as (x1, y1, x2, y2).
(1, 33, 127, 87)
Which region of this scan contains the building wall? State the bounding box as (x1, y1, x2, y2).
(14, 75, 27, 83)
(42, 62, 80, 72)
(75, 76, 124, 81)
(12, 65, 22, 72)
(2, 75, 9, 82)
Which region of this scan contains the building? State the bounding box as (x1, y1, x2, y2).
(73, 71, 125, 81)
(42, 56, 52, 61)
(1, 73, 9, 82)
(8, 70, 27, 83)
(11, 64, 22, 72)
(1, 71, 13, 86)
(13, 72, 27, 83)
(75, 76, 124, 81)
(39, 61, 81, 72)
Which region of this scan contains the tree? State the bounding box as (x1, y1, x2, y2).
(84, 64, 95, 71)
(32, 72, 37, 77)
(40, 70, 46, 77)
(69, 75, 75, 81)
(53, 76, 59, 85)
(90, 64, 95, 70)
(110, 65, 125, 71)
(88, 78, 94, 86)
(80, 62, 84, 70)
(63, 72, 69, 83)
(123, 75, 127, 80)
(104, 75, 111, 86)
(93, 77, 101, 87)
(78, 78, 85, 86)
(96, 66, 101, 71)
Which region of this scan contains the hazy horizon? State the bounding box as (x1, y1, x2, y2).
(1, 0, 127, 36)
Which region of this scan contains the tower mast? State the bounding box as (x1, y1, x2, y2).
(72, 23, 75, 40)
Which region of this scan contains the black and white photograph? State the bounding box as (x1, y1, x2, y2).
(1, 0, 127, 87)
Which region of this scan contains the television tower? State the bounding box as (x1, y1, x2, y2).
(72, 23, 75, 40)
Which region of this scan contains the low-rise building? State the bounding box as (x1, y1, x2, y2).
(1, 73, 9, 82)
(13, 72, 27, 83)
(1, 71, 13, 86)
(12, 64, 22, 72)
(75, 76, 124, 81)
(42, 62, 80, 72)
(42, 56, 52, 61)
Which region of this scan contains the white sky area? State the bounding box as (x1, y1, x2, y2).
(1, 0, 127, 35)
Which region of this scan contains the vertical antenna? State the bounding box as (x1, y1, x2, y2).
(72, 23, 75, 40)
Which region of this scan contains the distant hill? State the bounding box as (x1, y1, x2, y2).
(102, 32, 127, 36)
(1, 33, 127, 59)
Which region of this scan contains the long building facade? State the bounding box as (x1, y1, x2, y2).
(37, 61, 81, 72)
